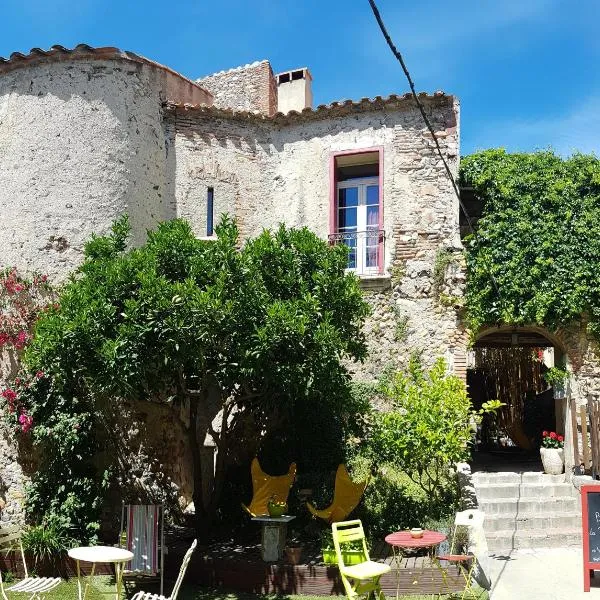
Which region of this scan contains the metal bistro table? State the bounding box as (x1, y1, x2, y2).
(385, 530, 447, 599)
(68, 546, 134, 600)
(251, 515, 295, 562)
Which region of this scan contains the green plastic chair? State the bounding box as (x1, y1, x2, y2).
(332, 520, 391, 600)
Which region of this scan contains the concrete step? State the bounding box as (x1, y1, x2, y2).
(478, 496, 579, 515)
(483, 512, 581, 532)
(472, 471, 566, 485)
(475, 482, 577, 501)
(486, 527, 582, 552)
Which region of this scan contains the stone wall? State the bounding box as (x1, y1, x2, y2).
(0, 350, 28, 523)
(168, 95, 465, 379)
(196, 61, 277, 116)
(0, 58, 174, 280)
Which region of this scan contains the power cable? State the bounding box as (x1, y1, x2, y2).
(367, 0, 502, 299)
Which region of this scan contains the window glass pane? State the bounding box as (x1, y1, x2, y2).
(338, 207, 357, 229)
(366, 231, 379, 247)
(366, 247, 378, 268)
(366, 185, 379, 206)
(338, 187, 359, 208)
(345, 237, 357, 269)
(366, 205, 379, 228)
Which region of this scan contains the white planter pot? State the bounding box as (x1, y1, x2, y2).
(540, 447, 564, 475)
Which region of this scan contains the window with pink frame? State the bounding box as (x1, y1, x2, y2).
(330, 150, 383, 275)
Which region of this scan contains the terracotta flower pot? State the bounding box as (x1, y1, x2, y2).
(540, 447, 564, 475)
(285, 545, 303, 564)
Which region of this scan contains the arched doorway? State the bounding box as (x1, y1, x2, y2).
(468, 326, 567, 470)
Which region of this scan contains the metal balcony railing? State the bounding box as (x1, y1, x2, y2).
(328, 229, 385, 275)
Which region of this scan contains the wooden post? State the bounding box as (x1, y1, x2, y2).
(581, 405, 591, 470)
(571, 398, 580, 470)
(588, 398, 598, 477)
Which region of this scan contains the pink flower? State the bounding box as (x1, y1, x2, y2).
(557, 435, 564, 443)
(35, 371, 44, 379)
(542, 431, 548, 437)
(550, 432, 557, 440)
(18, 414, 33, 433)
(13, 331, 29, 349)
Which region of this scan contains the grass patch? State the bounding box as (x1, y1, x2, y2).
(10, 575, 487, 600)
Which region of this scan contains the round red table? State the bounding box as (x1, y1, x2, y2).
(385, 530, 446, 550)
(385, 530, 447, 598)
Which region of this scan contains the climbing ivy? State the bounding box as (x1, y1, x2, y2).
(460, 149, 600, 336)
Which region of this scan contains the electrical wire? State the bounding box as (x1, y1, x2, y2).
(367, 0, 502, 299)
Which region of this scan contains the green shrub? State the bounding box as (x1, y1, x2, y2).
(21, 517, 74, 566)
(366, 356, 500, 503)
(349, 455, 459, 541)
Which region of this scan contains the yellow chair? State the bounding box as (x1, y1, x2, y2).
(332, 519, 390, 600)
(307, 464, 368, 523)
(241, 457, 297, 517)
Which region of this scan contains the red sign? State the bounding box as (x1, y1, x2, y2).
(581, 485, 600, 591)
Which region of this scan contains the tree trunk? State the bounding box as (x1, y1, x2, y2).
(208, 431, 228, 517)
(188, 399, 210, 542)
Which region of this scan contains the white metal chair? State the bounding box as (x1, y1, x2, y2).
(130, 539, 197, 600)
(119, 504, 165, 595)
(437, 509, 486, 600)
(0, 524, 62, 600)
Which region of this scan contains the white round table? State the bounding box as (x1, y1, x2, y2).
(68, 546, 134, 600)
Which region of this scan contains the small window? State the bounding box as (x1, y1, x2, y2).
(330, 151, 383, 275)
(207, 187, 214, 237)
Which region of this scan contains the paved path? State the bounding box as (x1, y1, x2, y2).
(488, 548, 600, 599)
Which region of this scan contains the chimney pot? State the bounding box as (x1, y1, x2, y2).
(276, 68, 313, 114)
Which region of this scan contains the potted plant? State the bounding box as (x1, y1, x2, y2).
(284, 539, 303, 565)
(267, 495, 287, 518)
(540, 430, 564, 475)
(321, 531, 364, 565)
(21, 519, 72, 577)
(543, 366, 569, 399)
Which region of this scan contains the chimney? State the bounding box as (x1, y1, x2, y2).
(276, 68, 313, 114)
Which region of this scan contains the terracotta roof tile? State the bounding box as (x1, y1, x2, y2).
(165, 91, 453, 124)
(0, 44, 212, 105)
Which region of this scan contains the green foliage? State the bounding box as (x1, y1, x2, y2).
(433, 248, 455, 294)
(2, 571, 15, 584)
(21, 516, 74, 565)
(543, 366, 569, 386)
(367, 357, 496, 500)
(393, 310, 409, 342)
(349, 455, 459, 541)
(460, 149, 600, 334)
(22, 215, 369, 536)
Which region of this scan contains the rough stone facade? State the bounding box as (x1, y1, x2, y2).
(196, 61, 277, 117)
(0, 46, 466, 518)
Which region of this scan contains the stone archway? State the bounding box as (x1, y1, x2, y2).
(469, 326, 566, 467)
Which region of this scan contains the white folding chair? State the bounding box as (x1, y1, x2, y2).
(0, 524, 62, 600)
(437, 509, 486, 600)
(119, 505, 165, 595)
(130, 539, 197, 600)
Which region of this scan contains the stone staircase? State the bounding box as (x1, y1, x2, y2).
(472, 471, 582, 553)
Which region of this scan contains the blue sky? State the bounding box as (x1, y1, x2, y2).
(2, 0, 599, 156)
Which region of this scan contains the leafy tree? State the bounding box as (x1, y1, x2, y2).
(460, 149, 600, 335)
(24, 216, 369, 539)
(367, 357, 499, 502)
